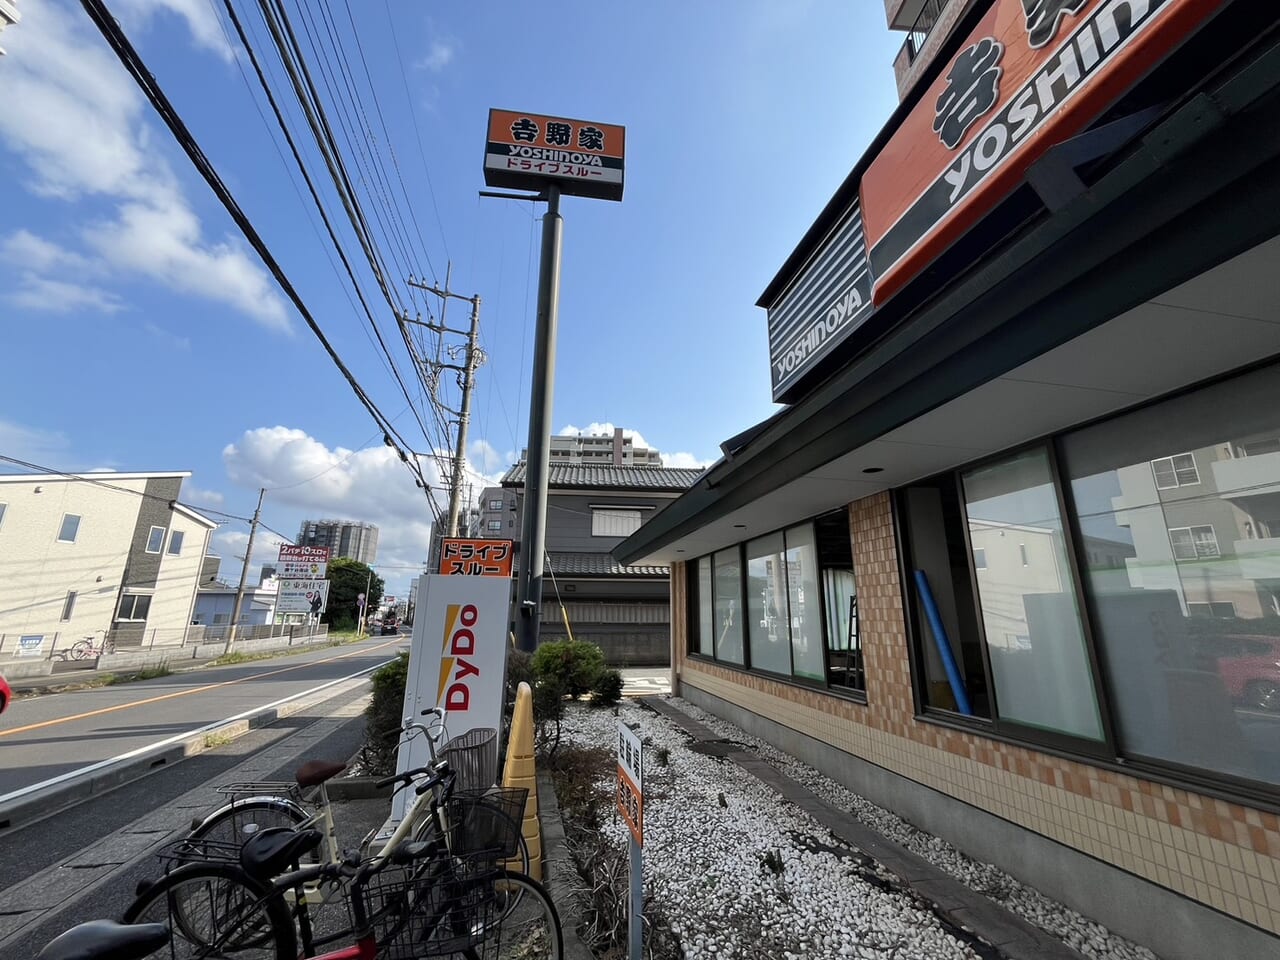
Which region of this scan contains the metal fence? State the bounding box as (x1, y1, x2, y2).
(0, 621, 330, 662)
(901, 0, 949, 66)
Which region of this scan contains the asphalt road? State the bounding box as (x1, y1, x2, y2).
(0, 634, 403, 798)
(0, 685, 381, 959)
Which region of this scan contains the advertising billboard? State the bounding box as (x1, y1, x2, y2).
(483, 109, 625, 201)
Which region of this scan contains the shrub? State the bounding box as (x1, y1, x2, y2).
(589, 668, 624, 708)
(532, 638, 605, 699)
(361, 651, 409, 776)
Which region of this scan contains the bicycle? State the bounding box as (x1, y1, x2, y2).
(122, 751, 562, 958)
(70, 631, 115, 661)
(186, 709, 531, 878)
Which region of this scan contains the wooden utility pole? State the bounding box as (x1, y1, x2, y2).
(229, 487, 265, 645)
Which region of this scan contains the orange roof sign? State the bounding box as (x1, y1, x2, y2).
(439, 538, 514, 577)
(483, 109, 625, 201)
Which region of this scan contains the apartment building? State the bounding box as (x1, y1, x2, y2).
(0, 471, 216, 656)
(295, 519, 379, 564)
(521, 427, 663, 468)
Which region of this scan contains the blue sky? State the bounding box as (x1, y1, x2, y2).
(0, 1, 903, 593)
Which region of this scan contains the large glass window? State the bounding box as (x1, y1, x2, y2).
(695, 556, 714, 657)
(961, 449, 1104, 741)
(1060, 363, 1280, 787)
(688, 514, 861, 691)
(146, 526, 165, 554)
(58, 514, 81, 543)
(786, 524, 825, 682)
(816, 510, 861, 691)
(116, 593, 152, 621)
(712, 547, 744, 665)
(899, 477, 992, 718)
(747, 533, 791, 675)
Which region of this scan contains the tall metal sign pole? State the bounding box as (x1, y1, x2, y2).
(480, 108, 626, 653)
(514, 184, 563, 652)
(617, 721, 644, 960)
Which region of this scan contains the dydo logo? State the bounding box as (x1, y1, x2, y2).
(435, 603, 482, 712)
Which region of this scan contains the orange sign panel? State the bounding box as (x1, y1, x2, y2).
(484, 109, 625, 201)
(616, 721, 643, 846)
(439, 539, 514, 577)
(861, 0, 1225, 304)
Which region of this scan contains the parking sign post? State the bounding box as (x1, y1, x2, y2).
(616, 721, 643, 960)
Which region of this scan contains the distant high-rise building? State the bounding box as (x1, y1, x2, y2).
(296, 519, 379, 564)
(521, 427, 663, 468)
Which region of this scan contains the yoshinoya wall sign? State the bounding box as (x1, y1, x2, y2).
(860, 0, 1226, 304)
(483, 109, 625, 201)
(765, 202, 875, 401)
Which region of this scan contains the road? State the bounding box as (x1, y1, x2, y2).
(0, 634, 403, 798)
(0, 635, 405, 956)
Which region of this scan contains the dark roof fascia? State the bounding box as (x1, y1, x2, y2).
(617, 45, 1280, 564)
(757, 0, 991, 310)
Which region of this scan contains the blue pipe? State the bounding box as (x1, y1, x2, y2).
(914, 569, 973, 716)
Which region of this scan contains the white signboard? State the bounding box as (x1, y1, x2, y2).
(18, 634, 45, 658)
(277, 578, 330, 615)
(278, 545, 330, 579)
(392, 573, 509, 822)
(616, 720, 643, 845)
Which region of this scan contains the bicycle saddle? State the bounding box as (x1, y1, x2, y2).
(240, 827, 323, 880)
(295, 759, 347, 788)
(38, 920, 169, 960)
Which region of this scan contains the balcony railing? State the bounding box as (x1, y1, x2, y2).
(901, 0, 950, 66)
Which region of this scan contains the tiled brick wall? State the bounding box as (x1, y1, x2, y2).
(673, 493, 1280, 933)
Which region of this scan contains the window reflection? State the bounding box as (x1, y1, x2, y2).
(962, 448, 1104, 741)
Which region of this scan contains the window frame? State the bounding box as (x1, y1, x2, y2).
(590, 508, 643, 538)
(167, 530, 185, 556)
(487, 519, 503, 532)
(0, 501, 7, 530)
(61, 590, 77, 622)
(116, 592, 153, 622)
(685, 512, 862, 702)
(1168, 524, 1220, 560)
(145, 525, 166, 554)
(898, 441, 1118, 761)
(488, 499, 505, 511)
(57, 513, 81, 543)
(1151, 452, 1201, 489)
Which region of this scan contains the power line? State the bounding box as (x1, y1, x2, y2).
(77, 0, 429, 502)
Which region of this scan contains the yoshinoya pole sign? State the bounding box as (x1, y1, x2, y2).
(481, 108, 624, 654)
(616, 720, 643, 960)
(483, 109, 625, 202)
(391, 574, 509, 823)
(277, 544, 330, 579)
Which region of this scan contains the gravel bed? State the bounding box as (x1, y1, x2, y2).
(559, 702, 991, 960)
(670, 698, 1159, 960)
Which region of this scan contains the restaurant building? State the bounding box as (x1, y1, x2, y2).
(616, 2, 1280, 956)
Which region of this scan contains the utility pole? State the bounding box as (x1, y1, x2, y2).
(406, 273, 484, 538)
(230, 487, 265, 646)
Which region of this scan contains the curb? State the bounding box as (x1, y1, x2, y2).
(537, 768, 599, 960)
(0, 673, 376, 833)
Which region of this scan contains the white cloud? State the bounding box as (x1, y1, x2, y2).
(661, 451, 715, 470)
(0, 3, 289, 331)
(468, 438, 513, 479)
(113, 0, 236, 63)
(222, 427, 440, 581)
(143, 321, 192, 352)
(0, 419, 70, 466)
(184, 485, 225, 506)
(416, 39, 455, 72)
(1, 230, 95, 273)
(6, 272, 124, 314)
(214, 528, 289, 571)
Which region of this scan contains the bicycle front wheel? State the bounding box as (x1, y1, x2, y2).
(124, 861, 297, 960)
(471, 870, 563, 960)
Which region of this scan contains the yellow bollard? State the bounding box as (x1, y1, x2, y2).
(502, 680, 541, 881)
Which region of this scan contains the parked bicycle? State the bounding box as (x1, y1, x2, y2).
(185, 709, 531, 878)
(69, 631, 115, 661)
(109, 709, 559, 958)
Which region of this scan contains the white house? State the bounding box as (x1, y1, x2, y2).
(0, 471, 216, 658)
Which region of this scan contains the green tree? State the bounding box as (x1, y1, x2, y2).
(325, 557, 383, 629)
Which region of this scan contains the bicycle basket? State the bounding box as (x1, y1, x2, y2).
(444, 787, 529, 860)
(441, 727, 498, 792)
(361, 848, 501, 958)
